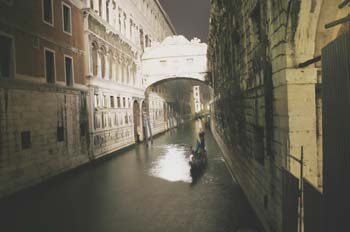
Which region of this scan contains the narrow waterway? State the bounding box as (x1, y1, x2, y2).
(0, 121, 263, 232)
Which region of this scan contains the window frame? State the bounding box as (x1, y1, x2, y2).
(63, 54, 74, 86)
(21, 131, 32, 150)
(62, 2, 72, 35)
(0, 32, 15, 79)
(42, 0, 54, 27)
(44, 47, 56, 84)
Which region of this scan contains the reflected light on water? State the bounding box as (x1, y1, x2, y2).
(149, 144, 192, 183)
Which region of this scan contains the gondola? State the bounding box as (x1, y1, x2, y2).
(189, 150, 207, 169)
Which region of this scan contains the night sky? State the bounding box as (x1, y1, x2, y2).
(159, 0, 211, 43)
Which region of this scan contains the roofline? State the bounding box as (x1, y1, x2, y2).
(155, 0, 177, 35)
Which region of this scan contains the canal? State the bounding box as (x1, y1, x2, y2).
(0, 121, 263, 232)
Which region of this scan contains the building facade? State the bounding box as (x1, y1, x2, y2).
(83, 0, 176, 158)
(0, 0, 89, 198)
(208, 0, 349, 231)
(0, 0, 179, 199)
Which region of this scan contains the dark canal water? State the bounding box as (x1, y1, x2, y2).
(0, 121, 263, 232)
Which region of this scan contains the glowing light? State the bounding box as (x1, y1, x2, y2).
(149, 144, 192, 183)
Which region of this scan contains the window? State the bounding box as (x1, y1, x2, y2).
(80, 121, 87, 137)
(140, 29, 144, 50)
(130, 19, 133, 39)
(91, 42, 98, 76)
(44, 48, 55, 83)
(103, 95, 107, 108)
(43, 0, 54, 26)
(101, 48, 106, 78)
(21, 131, 31, 150)
(106, 1, 109, 22)
(64, 55, 73, 86)
(110, 96, 115, 108)
(0, 35, 13, 78)
(57, 126, 64, 142)
(117, 97, 121, 108)
(123, 97, 126, 108)
(145, 35, 149, 47)
(118, 10, 122, 32)
(99, 0, 102, 17)
(62, 3, 72, 35)
(94, 94, 99, 108)
(123, 13, 126, 35)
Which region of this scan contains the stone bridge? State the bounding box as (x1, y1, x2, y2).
(141, 35, 209, 88)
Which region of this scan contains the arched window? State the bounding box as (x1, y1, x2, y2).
(109, 51, 113, 80)
(99, 0, 103, 17)
(91, 42, 98, 76)
(145, 35, 149, 47)
(126, 64, 130, 84)
(132, 63, 137, 85)
(100, 46, 106, 78)
(140, 29, 144, 50)
(106, 0, 110, 22)
(115, 54, 121, 82)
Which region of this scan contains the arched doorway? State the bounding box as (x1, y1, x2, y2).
(133, 100, 141, 142)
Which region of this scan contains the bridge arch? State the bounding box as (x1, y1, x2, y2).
(145, 77, 210, 91)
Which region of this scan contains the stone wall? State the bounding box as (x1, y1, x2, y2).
(207, 0, 345, 231)
(0, 81, 90, 198)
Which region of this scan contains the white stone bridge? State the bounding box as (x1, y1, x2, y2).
(141, 35, 209, 88)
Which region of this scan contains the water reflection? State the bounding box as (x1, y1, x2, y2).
(149, 144, 192, 183)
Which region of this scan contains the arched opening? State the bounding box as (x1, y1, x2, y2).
(126, 63, 130, 84)
(106, 0, 110, 22)
(140, 29, 144, 50)
(108, 50, 113, 80)
(116, 54, 121, 82)
(132, 63, 137, 85)
(90, 0, 94, 10)
(145, 78, 212, 128)
(141, 100, 149, 141)
(133, 100, 141, 143)
(91, 41, 98, 76)
(98, 0, 103, 17)
(100, 46, 106, 79)
(314, 0, 348, 58)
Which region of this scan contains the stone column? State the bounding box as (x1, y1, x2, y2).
(285, 68, 318, 186)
